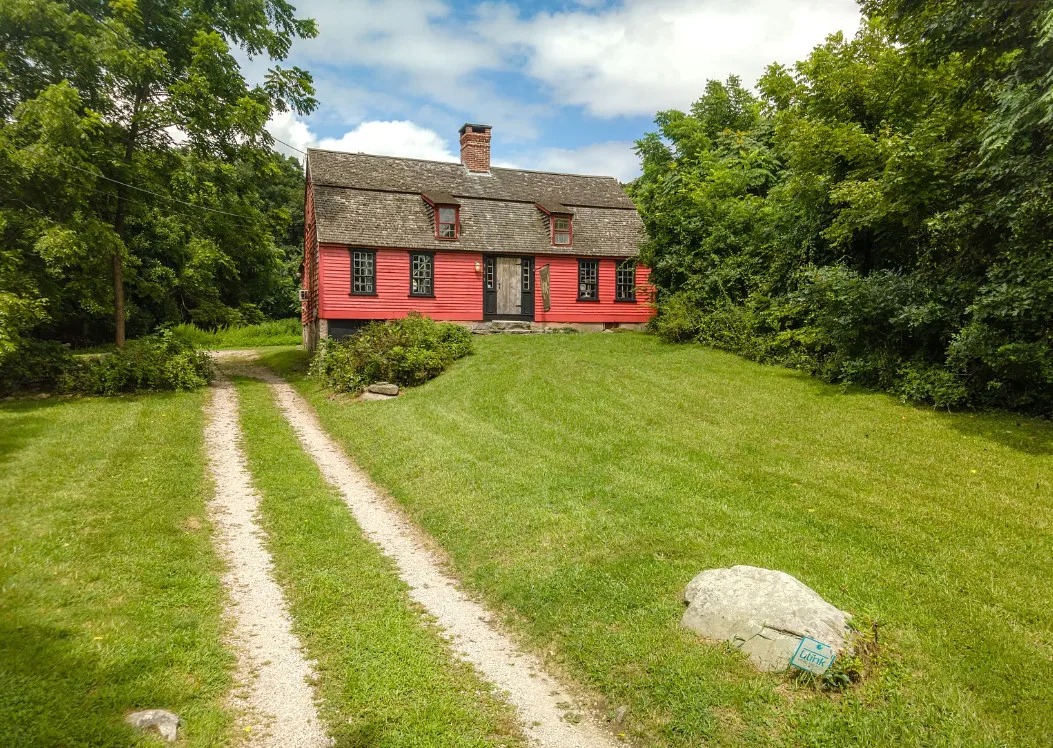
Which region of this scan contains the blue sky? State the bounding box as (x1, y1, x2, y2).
(257, 0, 862, 180)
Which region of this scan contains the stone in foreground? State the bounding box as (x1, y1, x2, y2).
(681, 565, 850, 672)
(125, 710, 179, 742)
(367, 382, 399, 395)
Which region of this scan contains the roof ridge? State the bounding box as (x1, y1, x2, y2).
(312, 183, 639, 210)
(306, 148, 462, 167)
(306, 148, 626, 182)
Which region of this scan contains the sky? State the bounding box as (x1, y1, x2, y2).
(256, 0, 863, 181)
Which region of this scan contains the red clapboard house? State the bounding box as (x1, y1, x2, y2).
(301, 123, 653, 348)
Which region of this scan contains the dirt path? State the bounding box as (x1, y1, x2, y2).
(204, 374, 330, 748)
(250, 366, 622, 748)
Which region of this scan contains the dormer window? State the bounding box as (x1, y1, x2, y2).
(422, 191, 461, 240)
(536, 201, 574, 247)
(553, 216, 572, 246)
(438, 206, 458, 239)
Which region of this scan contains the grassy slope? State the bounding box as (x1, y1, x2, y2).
(170, 318, 301, 349)
(0, 391, 233, 746)
(260, 335, 1053, 748)
(233, 376, 525, 748)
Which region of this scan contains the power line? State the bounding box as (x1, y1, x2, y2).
(267, 132, 308, 155)
(65, 162, 256, 221)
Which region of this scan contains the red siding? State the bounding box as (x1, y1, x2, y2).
(318, 246, 655, 324)
(535, 256, 654, 324)
(321, 246, 484, 321)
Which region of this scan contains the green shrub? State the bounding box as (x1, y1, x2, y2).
(0, 339, 74, 395)
(310, 313, 473, 394)
(62, 332, 214, 395)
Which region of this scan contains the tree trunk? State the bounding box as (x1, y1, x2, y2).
(113, 251, 125, 346)
(111, 87, 147, 347)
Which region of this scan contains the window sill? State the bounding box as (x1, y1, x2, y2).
(576, 297, 600, 303)
(350, 292, 378, 297)
(408, 293, 435, 299)
(435, 236, 459, 241)
(613, 298, 637, 303)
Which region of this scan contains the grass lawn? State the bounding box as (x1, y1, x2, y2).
(233, 376, 526, 748)
(260, 334, 1053, 748)
(0, 391, 234, 746)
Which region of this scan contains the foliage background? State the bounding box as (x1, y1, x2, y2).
(0, 0, 312, 353)
(632, 0, 1053, 414)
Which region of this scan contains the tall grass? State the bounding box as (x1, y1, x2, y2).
(171, 318, 301, 349)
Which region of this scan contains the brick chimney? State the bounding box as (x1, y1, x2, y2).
(459, 123, 492, 173)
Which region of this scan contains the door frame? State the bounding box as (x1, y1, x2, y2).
(482, 254, 535, 321)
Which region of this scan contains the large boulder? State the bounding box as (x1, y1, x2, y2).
(681, 565, 850, 672)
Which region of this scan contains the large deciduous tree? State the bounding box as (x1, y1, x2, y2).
(0, 0, 316, 345)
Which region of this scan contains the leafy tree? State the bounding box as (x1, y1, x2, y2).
(634, 5, 1053, 414)
(0, 0, 315, 346)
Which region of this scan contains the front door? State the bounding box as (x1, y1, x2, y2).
(483, 256, 535, 320)
(496, 257, 522, 316)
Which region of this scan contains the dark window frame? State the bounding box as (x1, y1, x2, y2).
(409, 251, 435, 297)
(436, 205, 459, 240)
(551, 214, 573, 246)
(351, 249, 377, 296)
(577, 258, 599, 301)
(614, 259, 637, 302)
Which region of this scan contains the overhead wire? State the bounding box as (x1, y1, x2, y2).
(64, 162, 258, 223)
(7, 2, 299, 224)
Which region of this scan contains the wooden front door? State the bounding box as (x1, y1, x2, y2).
(483, 255, 535, 320)
(496, 257, 522, 315)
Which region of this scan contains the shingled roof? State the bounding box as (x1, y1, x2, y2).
(306, 149, 643, 258)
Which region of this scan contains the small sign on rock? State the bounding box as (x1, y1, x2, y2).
(789, 636, 835, 675)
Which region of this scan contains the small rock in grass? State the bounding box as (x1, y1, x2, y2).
(126, 709, 179, 742)
(612, 705, 629, 724)
(366, 382, 399, 395)
(680, 565, 851, 673)
(360, 391, 395, 401)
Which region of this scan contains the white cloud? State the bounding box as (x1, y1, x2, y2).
(278, 0, 860, 141)
(267, 110, 316, 157)
(267, 114, 458, 162)
(317, 120, 457, 160)
(476, 0, 861, 117)
(501, 141, 641, 182)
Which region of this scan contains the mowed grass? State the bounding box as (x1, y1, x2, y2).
(233, 376, 526, 748)
(0, 391, 233, 746)
(171, 318, 301, 349)
(260, 334, 1053, 748)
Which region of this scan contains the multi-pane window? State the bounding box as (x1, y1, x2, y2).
(437, 206, 458, 239)
(615, 259, 636, 301)
(410, 252, 434, 296)
(577, 259, 598, 300)
(484, 257, 495, 290)
(553, 215, 572, 245)
(522, 260, 531, 292)
(352, 250, 376, 295)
